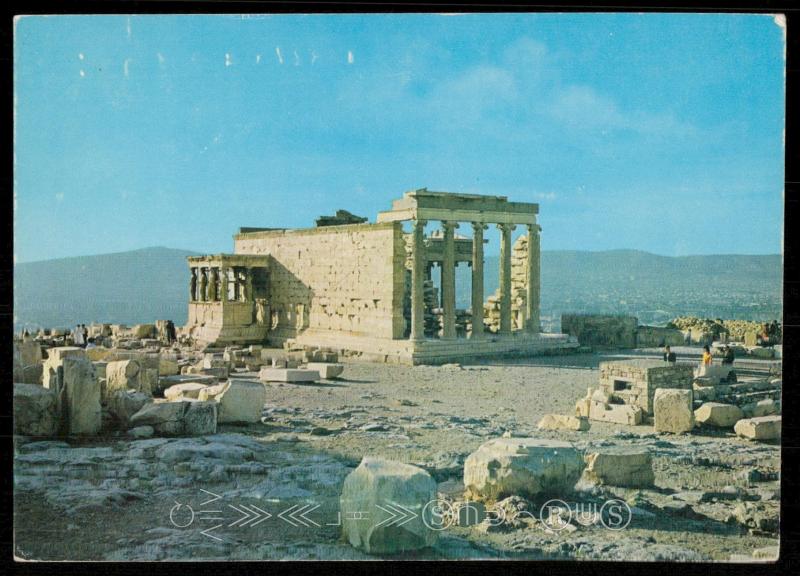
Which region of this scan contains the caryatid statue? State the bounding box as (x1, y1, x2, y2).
(208, 268, 218, 301)
(190, 268, 198, 302)
(198, 268, 208, 302)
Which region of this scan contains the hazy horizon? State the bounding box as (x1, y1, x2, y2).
(12, 244, 785, 266)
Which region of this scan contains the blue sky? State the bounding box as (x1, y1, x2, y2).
(14, 13, 786, 262)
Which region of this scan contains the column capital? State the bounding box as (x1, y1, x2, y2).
(496, 222, 517, 233)
(441, 220, 459, 231)
(412, 218, 427, 230)
(471, 221, 489, 232)
(527, 223, 542, 234)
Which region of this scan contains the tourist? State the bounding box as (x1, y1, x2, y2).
(85, 337, 97, 349)
(701, 345, 713, 366)
(663, 345, 677, 363)
(722, 345, 735, 365)
(73, 324, 84, 347)
(82, 324, 89, 347)
(166, 320, 177, 344)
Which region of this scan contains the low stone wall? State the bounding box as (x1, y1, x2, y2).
(561, 314, 638, 349)
(636, 325, 685, 348)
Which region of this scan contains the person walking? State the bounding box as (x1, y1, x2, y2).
(663, 345, 677, 363)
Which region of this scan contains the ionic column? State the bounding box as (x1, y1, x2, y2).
(471, 222, 487, 339)
(526, 223, 541, 333)
(410, 219, 427, 341)
(441, 221, 458, 339)
(498, 223, 515, 335)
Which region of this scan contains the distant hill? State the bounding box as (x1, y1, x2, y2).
(14, 247, 199, 330)
(462, 250, 782, 328)
(14, 246, 782, 331)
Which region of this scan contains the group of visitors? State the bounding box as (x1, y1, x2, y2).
(71, 324, 89, 348)
(662, 344, 734, 366)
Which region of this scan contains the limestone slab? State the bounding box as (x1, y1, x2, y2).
(259, 367, 320, 383)
(463, 437, 584, 502)
(654, 388, 694, 434)
(341, 457, 438, 554)
(734, 416, 781, 441)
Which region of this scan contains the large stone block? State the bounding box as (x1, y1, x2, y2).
(537, 414, 590, 432)
(199, 379, 266, 423)
(341, 457, 438, 554)
(734, 416, 781, 441)
(463, 438, 585, 502)
(164, 382, 209, 401)
(583, 448, 654, 487)
(694, 402, 744, 428)
(589, 401, 643, 425)
(14, 383, 59, 436)
(107, 389, 152, 427)
(306, 362, 344, 379)
(742, 398, 778, 418)
(62, 356, 101, 435)
(42, 347, 85, 389)
(105, 359, 149, 399)
(129, 400, 215, 436)
(654, 388, 694, 434)
(259, 367, 320, 383)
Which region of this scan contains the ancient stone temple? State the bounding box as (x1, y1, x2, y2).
(184, 189, 576, 363)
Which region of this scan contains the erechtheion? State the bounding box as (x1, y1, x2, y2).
(184, 189, 576, 363)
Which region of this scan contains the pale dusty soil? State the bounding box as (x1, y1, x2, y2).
(14, 352, 780, 561)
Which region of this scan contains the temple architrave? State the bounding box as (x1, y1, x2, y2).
(184, 189, 577, 364)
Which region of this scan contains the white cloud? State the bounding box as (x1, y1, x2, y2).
(78, 53, 84, 60)
(126, 16, 132, 40)
(157, 52, 165, 66)
(347, 50, 354, 64)
(256, 53, 261, 64)
(225, 53, 232, 67)
(310, 50, 318, 64)
(123, 58, 131, 77)
(293, 50, 300, 66)
(275, 47, 284, 64)
(79, 69, 85, 78)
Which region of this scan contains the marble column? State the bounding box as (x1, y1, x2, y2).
(498, 223, 515, 335)
(441, 221, 458, 339)
(526, 223, 541, 333)
(471, 222, 487, 339)
(410, 219, 427, 341)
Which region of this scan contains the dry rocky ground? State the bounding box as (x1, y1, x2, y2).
(14, 352, 780, 561)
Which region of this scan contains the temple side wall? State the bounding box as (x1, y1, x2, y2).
(234, 222, 406, 341)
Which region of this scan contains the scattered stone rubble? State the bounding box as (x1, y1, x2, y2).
(13, 327, 346, 441)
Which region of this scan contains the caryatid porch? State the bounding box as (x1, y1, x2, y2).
(377, 188, 542, 342)
(185, 254, 270, 346)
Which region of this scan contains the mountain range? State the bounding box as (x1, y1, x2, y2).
(14, 247, 782, 331)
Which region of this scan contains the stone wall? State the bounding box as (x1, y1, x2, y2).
(599, 360, 694, 415)
(561, 314, 638, 349)
(636, 326, 686, 348)
(234, 222, 405, 341)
